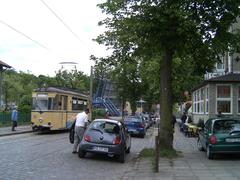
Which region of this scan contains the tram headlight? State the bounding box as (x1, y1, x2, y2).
(39, 118, 43, 123)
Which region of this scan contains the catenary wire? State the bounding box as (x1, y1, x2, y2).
(0, 20, 49, 50)
(40, 0, 85, 45)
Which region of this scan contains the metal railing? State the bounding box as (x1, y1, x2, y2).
(0, 112, 31, 127)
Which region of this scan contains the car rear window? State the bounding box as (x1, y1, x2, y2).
(90, 121, 120, 134)
(124, 117, 142, 122)
(213, 120, 240, 133)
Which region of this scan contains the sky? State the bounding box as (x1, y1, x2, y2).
(0, 0, 109, 76)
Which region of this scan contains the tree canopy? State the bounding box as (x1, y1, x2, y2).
(95, 0, 240, 149)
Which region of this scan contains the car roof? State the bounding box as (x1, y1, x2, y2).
(207, 118, 240, 123)
(93, 119, 122, 125)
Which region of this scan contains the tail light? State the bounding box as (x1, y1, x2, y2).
(209, 135, 217, 144)
(84, 135, 91, 142)
(113, 136, 121, 145)
(139, 123, 144, 128)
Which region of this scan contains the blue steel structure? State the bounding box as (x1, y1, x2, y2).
(93, 79, 120, 116)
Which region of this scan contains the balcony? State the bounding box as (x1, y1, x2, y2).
(204, 71, 226, 80)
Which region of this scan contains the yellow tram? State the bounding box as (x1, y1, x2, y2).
(31, 87, 89, 131)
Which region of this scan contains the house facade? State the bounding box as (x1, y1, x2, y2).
(192, 18, 240, 123)
(192, 74, 240, 123)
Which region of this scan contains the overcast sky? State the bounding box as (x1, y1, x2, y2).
(0, 0, 108, 76)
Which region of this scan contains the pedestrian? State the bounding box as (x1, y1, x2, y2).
(72, 108, 89, 154)
(11, 106, 18, 131)
(180, 112, 187, 132)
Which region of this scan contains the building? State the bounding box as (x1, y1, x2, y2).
(192, 19, 240, 123)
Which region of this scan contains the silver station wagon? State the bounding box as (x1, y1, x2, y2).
(78, 119, 131, 163)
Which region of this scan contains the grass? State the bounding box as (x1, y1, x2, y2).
(159, 148, 181, 159)
(139, 148, 155, 158)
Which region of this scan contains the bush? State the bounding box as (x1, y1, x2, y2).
(92, 108, 106, 120)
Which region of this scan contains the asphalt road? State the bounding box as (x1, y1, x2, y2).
(0, 128, 155, 180)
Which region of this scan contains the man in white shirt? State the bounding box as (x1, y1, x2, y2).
(72, 108, 89, 154)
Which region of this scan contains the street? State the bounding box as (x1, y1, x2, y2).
(2, 125, 240, 180)
(0, 128, 155, 180)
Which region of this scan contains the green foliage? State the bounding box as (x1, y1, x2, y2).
(95, 0, 240, 150)
(55, 68, 89, 92)
(1, 68, 89, 113)
(18, 95, 32, 113)
(92, 108, 106, 119)
(139, 148, 155, 158)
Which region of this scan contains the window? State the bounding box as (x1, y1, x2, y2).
(216, 85, 232, 114)
(32, 93, 48, 111)
(217, 86, 230, 98)
(72, 97, 87, 111)
(205, 87, 209, 114)
(216, 56, 224, 71)
(193, 88, 204, 114)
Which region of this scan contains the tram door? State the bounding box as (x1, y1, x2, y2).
(61, 95, 68, 128)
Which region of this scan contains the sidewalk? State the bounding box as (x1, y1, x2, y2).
(0, 125, 32, 137)
(122, 123, 240, 180)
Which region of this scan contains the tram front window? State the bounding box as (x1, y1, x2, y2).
(32, 98, 48, 111)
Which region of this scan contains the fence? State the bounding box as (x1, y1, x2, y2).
(0, 112, 31, 127)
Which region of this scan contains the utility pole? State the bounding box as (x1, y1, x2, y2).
(89, 66, 93, 121)
(0, 61, 11, 110)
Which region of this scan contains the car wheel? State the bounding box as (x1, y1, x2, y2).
(206, 145, 214, 159)
(78, 150, 86, 158)
(197, 138, 204, 151)
(118, 150, 126, 163)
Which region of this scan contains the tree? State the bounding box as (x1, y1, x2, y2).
(92, 54, 143, 115)
(96, 0, 240, 149)
(55, 68, 89, 92)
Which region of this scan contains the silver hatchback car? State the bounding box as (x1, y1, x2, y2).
(78, 119, 131, 163)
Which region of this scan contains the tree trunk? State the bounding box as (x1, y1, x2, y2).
(159, 48, 174, 150)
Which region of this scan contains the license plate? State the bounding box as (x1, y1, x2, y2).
(129, 129, 137, 133)
(93, 146, 108, 152)
(226, 138, 240, 142)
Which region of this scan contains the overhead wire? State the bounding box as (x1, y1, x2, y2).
(40, 0, 85, 45)
(0, 20, 49, 50)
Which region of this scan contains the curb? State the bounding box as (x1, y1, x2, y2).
(0, 130, 33, 137)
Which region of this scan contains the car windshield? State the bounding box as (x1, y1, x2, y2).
(89, 121, 120, 134)
(213, 120, 240, 134)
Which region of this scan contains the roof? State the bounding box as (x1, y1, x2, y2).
(207, 73, 240, 82)
(192, 73, 240, 92)
(0, 60, 11, 68)
(34, 87, 89, 98)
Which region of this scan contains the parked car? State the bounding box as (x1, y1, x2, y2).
(124, 116, 146, 138)
(197, 118, 240, 159)
(78, 119, 131, 163)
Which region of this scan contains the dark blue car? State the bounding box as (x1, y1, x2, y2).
(124, 116, 146, 138)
